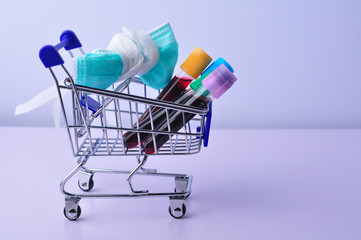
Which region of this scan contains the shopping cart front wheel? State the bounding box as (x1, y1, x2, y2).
(169, 199, 187, 218)
(64, 205, 81, 221)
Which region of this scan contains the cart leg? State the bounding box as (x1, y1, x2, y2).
(137, 155, 156, 173)
(175, 175, 192, 199)
(127, 156, 149, 193)
(64, 197, 82, 220)
(78, 169, 94, 191)
(169, 196, 186, 219)
(60, 156, 89, 196)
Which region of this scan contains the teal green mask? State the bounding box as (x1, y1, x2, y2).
(140, 23, 178, 90)
(74, 49, 123, 90)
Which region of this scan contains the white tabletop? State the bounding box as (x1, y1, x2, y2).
(1, 127, 360, 240)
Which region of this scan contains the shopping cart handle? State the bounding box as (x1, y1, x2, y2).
(59, 30, 82, 50)
(39, 30, 82, 68)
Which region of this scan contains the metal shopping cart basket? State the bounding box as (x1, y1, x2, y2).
(39, 30, 212, 220)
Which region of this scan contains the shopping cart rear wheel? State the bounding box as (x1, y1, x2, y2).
(169, 203, 186, 219)
(63, 205, 81, 221)
(78, 176, 94, 191)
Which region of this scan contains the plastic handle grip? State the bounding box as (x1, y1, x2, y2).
(60, 30, 82, 50)
(39, 30, 82, 68)
(196, 101, 212, 147)
(202, 101, 212, 147)
(80, 95, 101, 116)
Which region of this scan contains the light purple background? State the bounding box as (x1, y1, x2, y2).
(2, 2, 361, 238)
(2, 0, 361, 129)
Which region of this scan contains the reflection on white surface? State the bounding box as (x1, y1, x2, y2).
(1, 128, 361, 239)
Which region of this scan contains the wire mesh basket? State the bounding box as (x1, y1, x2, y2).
(39, 30, 212, 220)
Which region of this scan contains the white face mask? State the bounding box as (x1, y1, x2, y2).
(107, 23, 179, 90)
(121, 27, 160, 76)
(107, 27, 159, 81)
(107, 32, 143, 81)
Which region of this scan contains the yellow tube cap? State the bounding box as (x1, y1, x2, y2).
(180, 47, 212, 79)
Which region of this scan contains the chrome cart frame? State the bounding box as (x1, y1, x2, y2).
(39, 30, 211, 220)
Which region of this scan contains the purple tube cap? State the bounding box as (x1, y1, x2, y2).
(202, 64, 237, 99)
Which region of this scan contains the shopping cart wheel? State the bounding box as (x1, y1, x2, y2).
(78, 170, 94, 191)
(63, 205, 81, 221)
(78, 176, 94, 191)
(169, 203, 186, 219)
(169, 197, 186, 219)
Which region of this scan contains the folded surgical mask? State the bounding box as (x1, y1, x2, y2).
(73, 28, 159, 90)
(140, 23, 179, 90)
(74, 49, 123, 89)
(73, 23, 177, 90)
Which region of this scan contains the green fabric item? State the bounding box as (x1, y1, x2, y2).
(140, 23, 178, 90)
(75, 50, 123, 90)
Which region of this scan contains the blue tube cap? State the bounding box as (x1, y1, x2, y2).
(201, 57, 234, 76)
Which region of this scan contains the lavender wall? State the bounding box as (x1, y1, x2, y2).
(2, 0, 361, 128)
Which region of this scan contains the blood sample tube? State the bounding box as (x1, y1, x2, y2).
(141, 64, 237, 154)
(123, 47, 212, 149)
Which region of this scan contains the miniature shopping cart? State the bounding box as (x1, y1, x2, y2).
(39, 30, 212, 220)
